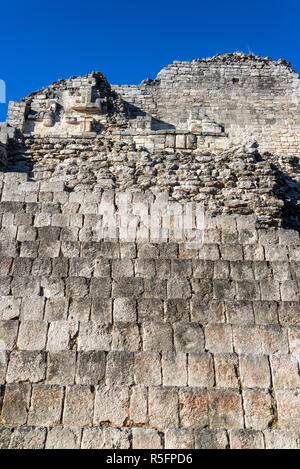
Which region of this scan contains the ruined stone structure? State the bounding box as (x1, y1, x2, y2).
(0, 52, 299, 449)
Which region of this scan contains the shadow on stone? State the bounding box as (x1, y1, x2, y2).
(271, 157, 300, 232)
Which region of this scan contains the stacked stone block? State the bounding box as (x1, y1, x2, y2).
(112, 53, 300, 156)
(0, 173, 299, 449)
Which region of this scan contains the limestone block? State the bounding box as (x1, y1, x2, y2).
(270, 355, 300, 388)
(112, 259, 134, 277)
(61, 241, 80, 257)
(174, 323, 205, 352)
(214, 353, 239, 388)
(260, 280, 281, 301)
(39, 240, 60, 257)
(93, 258, 111, 277)
(1, 384, 31, 425)
(187, 352, 213, 386)
(232, 325, 263, 353)
(191, 299, 225, 323)
(113, 298, 136, 322)
(165, 429, 194, 449)
(112, 278, 144, 298)
(253, 301, 278, 325)
(0, 426, 13, 449)
(0, 297, 21, 320)
(175, 134, 186, 149)
(236, 281, 261, 300)
(0, 320, 18, 350)
(155, 259, 171, 278)
(164, 299, 189, 322)
(162, 352, 187, 386)
(94, 385, 129, 426)
(179, 388, 208, 428)
(148, 387, 179, 430)
(32, 258, 52, 277)
(134, 352, 161, 386)
(260, 325, 288, 354)
(280, 280, 299, 301)
(82, 427, 130, 449)
(278, 304, 300, 325)
(44, 298, 68, 321)
(17, 321, 48, 350)
(213, 280, 236, 300)
(165, 134, 175, 149)
(0, 277, 12, 296)
(243, 389, 273, 429)
(240, 354, 271, 388)
(20, 297, 45, 321)
(28, 385, 63, 426)
(205, 324, 233, 353)
(132, 428, 162, 449)
(167, 279, 191, 299)
(47, 351, 76, 385)
(0, 258, 13, 277)
(75, 350, 106, 385)
(135, 259, 156, 277)
(69, 258, 93, 277)
(63, 385, 94, 426)
(194, 429, 228, 449)
(272, 261, 292, 281)
(264, 430, 300, 449)
(129, 386, 147, 424)
(159, 242, 178, 259)
(12, 258, 32, 276)
(288, 325, 300, 358)
(106, 351, 134, 385)
(143, 322, 173, 351)
(120, 242, 137, 259)
(19, 241, 38, 258)
(208, 389, 244, 429)
(78, 322, 111, 351)
(225, 301, 254, 324)
(137, 299, 163, 322)
(229, 430, 265, 449)
(264, 245, 288, 261)
(47, 321, 78, 351)
(243, 244, 265, 261)
(9, 426, 46, 449)
(220, 244, 243, 261)
(45, 426, 81, 449)
(112, 322, 141, 351)
(66, 277, 89, 298)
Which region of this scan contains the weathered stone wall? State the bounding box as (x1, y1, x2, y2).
(0, 53, 299, 449)
(1, 53, 298, 230)
(112, 53, 300, 156)
(6, 135, 299, 230)
(0, 173, 299, 449)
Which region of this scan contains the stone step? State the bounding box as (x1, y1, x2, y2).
(0, 383, 299, 432)
(1, 425, 299, 449)
(0, 257, 299, 281)
(1, 350, 299, 386)
(0, 319, 296, 351)
(1, 296, 299, 324)
(0, 275, 298, 302)
(0, 240, 299, 262)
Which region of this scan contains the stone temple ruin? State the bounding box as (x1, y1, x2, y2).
(0, 52, 299, 449)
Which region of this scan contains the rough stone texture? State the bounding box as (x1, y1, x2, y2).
(0, 54, 299, 449)
(0, 53, 299, 229)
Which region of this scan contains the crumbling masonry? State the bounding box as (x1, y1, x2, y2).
(0, 52, 299, 449)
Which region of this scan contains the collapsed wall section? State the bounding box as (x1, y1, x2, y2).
(0, 173, 299, 449)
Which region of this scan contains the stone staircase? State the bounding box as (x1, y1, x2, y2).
(0, 172, 299, 449)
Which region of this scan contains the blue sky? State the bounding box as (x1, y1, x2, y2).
(0, 0, 299, 120)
